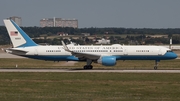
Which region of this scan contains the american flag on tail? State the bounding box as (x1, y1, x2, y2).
(10, 31, 18, 36)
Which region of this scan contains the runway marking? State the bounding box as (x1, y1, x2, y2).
(0, 69, 180, 73)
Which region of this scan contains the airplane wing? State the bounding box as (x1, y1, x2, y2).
(71, 52, 100, 60)
(61, 41, 100, 60)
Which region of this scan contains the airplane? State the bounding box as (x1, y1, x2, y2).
(3, 19, 178, 70)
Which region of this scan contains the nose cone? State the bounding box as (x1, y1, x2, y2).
(164, 52, 178, 59)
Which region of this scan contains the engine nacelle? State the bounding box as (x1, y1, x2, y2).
(97, 56, 116, 66)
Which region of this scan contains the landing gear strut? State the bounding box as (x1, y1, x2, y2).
(83, 59, 93, 69)
(154, 60, 160, 70)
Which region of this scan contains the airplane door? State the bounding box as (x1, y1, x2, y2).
(158, 49, 162, 55)
(34, 48, 38, 55)
(124, 48, 128, 55)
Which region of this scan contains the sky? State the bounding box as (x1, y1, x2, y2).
(0, 0, 180, 28)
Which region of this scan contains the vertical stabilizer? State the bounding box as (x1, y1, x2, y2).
(3, 19, 37, 48)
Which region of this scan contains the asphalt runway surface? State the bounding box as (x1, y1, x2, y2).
(0, 69, 180, 73)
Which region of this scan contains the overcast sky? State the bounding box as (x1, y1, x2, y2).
(0, 0, 180, 28)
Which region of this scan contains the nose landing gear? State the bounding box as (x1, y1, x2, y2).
(154, 60, 160, 70)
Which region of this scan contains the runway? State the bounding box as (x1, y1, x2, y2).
(0, 69, 180, 73)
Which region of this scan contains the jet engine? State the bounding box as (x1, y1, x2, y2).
(97, 56, 116, 66)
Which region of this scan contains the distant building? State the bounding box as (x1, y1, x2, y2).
(96, 38, 110, 44)
(9, 16, 22, 26)
(81, 33, 90, 36)
(57, 32, 68, 36)
(40, 17, 78, 28)
(146, 35, 168, 38)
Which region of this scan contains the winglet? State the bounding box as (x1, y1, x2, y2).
(61, 41, 71, 52)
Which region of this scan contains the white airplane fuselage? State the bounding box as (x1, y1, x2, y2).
(8, 44, 177, 61)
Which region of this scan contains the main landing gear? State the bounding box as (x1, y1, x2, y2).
(154, 60, 160, 70)
(83, 59, 93, 69)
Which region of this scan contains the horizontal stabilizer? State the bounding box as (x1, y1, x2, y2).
(4, 48, 28, 55)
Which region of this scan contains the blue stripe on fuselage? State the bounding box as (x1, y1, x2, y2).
(116, 52, 177, 60)
(21, 55, 79, 61)
(21, 52, 177, 61)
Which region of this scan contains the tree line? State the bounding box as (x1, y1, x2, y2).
(0, 26, 180, 45)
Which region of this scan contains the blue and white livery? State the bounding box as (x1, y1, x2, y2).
(3, 19, 177, 69)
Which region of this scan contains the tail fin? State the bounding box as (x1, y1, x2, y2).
(3, 19, 37, 48)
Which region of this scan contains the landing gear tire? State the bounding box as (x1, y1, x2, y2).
(154, 66, 157, 70)
(83, 65, 93, 69)
(84, 59, 93, 69)
(154, 60, 159, 70)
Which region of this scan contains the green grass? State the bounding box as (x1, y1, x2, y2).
(0, 73, 180, 101)
(0, 58, 180, 70)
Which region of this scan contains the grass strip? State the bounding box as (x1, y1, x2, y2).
(0, 72, 180, 101)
